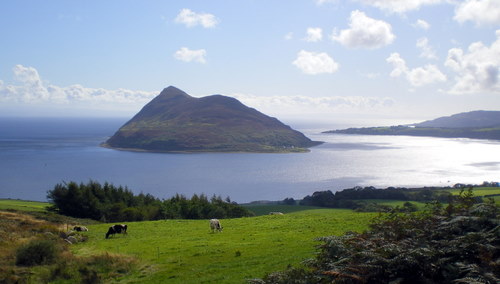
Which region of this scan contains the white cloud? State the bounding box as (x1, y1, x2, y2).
(454, 0, 500, 26)
(174, 8, 219, 28)
(387, 53, 446, 86)
(414, 19, 431, 30)
(0, 65, 156, 108)
(231, 93, 395, 117)
(357, 0, 445, 13)
(331, 10, 395, 49)
(445, 30, 500, 94)
(0, 65, 396, 118)
(315, 0, 338, 5)
(292, 50, 339, 75)
(304, 27, 323, 42)
(174, 47, 207, 63)
(417, 37, 438, 60)
(284, 32, 293, 40)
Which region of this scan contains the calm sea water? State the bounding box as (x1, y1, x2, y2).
(1, 117, 499, 203)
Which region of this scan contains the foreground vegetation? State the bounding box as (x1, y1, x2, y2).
(74, 209, 375, 283)
(257, 189, 500, 283)
(0, 202, 376, 283)
(2, 186, 499, 283)
(0, 209, 136, 284)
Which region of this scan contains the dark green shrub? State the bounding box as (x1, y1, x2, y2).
(15, 239, 58, 266)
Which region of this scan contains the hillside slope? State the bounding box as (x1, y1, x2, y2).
(324, 110, 500, 140)
(103, 86, 321, 152)
(415, 110, 500, 128)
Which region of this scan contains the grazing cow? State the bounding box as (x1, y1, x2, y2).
(269, 212, 284, 215)
(209, 219, 223, 232)
(105, 224, 128, 239)
(73, 226, 88, 232)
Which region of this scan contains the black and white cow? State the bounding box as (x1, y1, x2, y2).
(209, 219, 223, 232)
(105, 224, 128, 239)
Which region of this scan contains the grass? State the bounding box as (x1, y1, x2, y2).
(73, 209, 377, 283)
(358, 199, 427, 208)
(0, 199, 50, 212)
(242, 204, 325, 216)
(445, 187, 500, 197)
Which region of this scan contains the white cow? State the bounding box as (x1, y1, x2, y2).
(209, 219, 223, 232)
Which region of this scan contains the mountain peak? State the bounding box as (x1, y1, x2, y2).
(158, 86, 192, 100)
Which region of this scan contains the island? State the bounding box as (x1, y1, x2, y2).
(323, 110, 500, 140)
(103, 86, 322, 153)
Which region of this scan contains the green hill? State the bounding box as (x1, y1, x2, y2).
(324, 110, 500, 140)
(103, 86, 321, 153)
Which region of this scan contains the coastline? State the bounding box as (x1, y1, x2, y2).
(100, 142, 323, 154)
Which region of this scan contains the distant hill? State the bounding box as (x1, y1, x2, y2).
(414, 110, 500, 128)
(323, 110, 500, 140)
(103, 86, 321, 152)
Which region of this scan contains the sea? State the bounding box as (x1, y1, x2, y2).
(0, 117, 499, 203)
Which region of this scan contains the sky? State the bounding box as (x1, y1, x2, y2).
(1, 0, 500, 125)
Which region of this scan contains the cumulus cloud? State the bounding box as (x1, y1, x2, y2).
(414, 19, 431, 30)
(417, 37, 438, 60)
(292, 50, 339, 75)
(356, 0, 445, 13)
(0, 65, 156, 108)
(454, 0, 500, 26)
(331, 10, 395, 49)
(174, 8, 219, 28)
(445, 30, 500, 94)
(304, 27, 323, 42)
(387, 53, 446, 86)
(174, 47, 207, 63)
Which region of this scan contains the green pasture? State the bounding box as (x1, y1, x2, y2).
(0, 199, 50, 212)
(243, 204, 324, 216)
(446, 187, 500, 197)
(359, 199, 427, 208)
(74, 209, 377, 283)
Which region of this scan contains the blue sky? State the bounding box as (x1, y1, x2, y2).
(1, 0, 499, 125)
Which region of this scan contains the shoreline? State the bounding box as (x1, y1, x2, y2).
(99, 142, 323, 154)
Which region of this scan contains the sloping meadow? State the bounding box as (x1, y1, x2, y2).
(73, 209, 376, 283)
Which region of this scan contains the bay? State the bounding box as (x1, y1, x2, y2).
(0, 117, 499, 203)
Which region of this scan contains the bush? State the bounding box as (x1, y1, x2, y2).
(15, 239, 59, 266)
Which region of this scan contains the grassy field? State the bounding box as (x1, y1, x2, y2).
(446, 187, 500, 197)
(242, 204, 324, 216)
(73, 209, 377, 283)
(0, 199, 50, 212)
(2, 188, 498, 283)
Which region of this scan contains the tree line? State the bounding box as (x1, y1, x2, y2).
(299, 186, 457, 210)
(46, 181, 253, 222)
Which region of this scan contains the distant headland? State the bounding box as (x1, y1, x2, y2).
(324, 110, 500, 141)
(102, 86, 322, 153)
